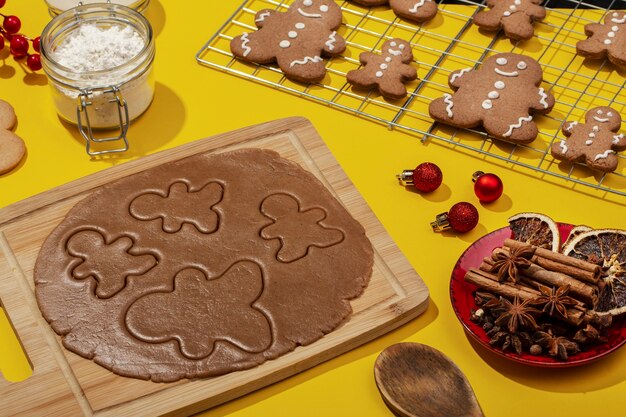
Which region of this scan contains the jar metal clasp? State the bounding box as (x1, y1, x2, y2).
(76, 86, 130, 156)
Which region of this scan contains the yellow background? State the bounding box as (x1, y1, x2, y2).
(1, 1, 626, 416)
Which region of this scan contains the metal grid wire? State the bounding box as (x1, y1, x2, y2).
(197, 0, 626, 197)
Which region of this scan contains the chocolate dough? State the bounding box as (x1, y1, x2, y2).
(34, 148, 373, 382)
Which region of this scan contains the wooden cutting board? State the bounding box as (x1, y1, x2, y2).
(0, 117, 429, 416)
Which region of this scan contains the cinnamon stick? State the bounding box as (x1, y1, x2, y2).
(486, 249, 598, 307)
(480, 257, 588, 310)
(465, 268, 586, 326)
(504, 239, 601, 278)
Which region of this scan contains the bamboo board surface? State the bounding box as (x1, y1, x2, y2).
(0, 117, 429, 417)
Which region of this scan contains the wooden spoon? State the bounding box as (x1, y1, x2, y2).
(374, 342, 484, 417)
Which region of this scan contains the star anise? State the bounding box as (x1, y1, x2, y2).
(533, 330, 580, 360)
(573, 324, 607, 345)
(529, 284, 578, 319)
(488, 329, 532, 355)
(494, 296, 541, 333)
(488, 246, 535, 283)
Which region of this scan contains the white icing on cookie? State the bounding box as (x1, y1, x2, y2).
(443, 94, 454, 118)
(241, 32, 252, 57)
(488, 91, 499, 99)
(376, 71, 384, 78)
(450, 68, 471, 84)
(611, 15, 626, 24)
(503, 116, 533, 137)
(604, 39, 612, 45)
(538, 88, 549, 109)
(495, 68, 519, 77)
(585, 140, 593, 145)
(559, 140, 568, 154)
(409, 0, 426, 13)
(509, 5, 517, 10)
(290, 55, 323, 67)
(496, 57, 508, 65)
(296, 22, 306, 29)
(280, 40, 291, 48)
(289, 31, 298, 38)
(385, 57, 392, 63)
(388, 48, 403, 56)
(614, 134, 624, 144)
(564, 121, 578, 132)
(494, 81, 505, 89)
(594, 150, 615, 160)
(517, 61, 527, 70)
(592, 125, 599, 132)
(589, 132, 596, 138)
(298, 8, 322, 18)
(514, 0, 521, 4)
(594, 116, 610, 122)
(326, 31, 337, 51)
(503, 11, 511, 16)
(320, 4, 329, 12)
(482, 99, 493, 110)
(380, 63, 388, 69)
(256, 11, 271, 23)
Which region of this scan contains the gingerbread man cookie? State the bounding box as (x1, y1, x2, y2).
(230, 0, 346, 83)
(473, 0, 546, 41)
(577, 12, 626, 67)
(551, 107, 626, 173)
(348, 0, 438, 23)
(0, 99, 25, 175)
(346, 38, 417, 100)
(429, 53, 554, 144)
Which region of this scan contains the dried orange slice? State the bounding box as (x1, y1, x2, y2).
(563, 225, 593, 248)
(508, 212, 561, 252)
(563, 229, 626, 315)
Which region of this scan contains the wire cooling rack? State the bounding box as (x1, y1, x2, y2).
(196, 0, 626, 197)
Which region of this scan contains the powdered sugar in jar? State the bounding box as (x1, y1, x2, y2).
(41, 3, 155, 155)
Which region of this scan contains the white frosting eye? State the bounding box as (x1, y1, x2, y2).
(399, 44, 405, 50)
(390, 41, 397, 47)
(517, 61, 527, 70)
(608, 112, 613, 117)
(614, 12, 619, 17)
(496, 57, 508, 65)
(598, 110, 603, 114)
(303, 0, 313, 6)
(320, 4, 329, 11)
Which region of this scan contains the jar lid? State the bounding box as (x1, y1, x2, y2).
(45, 0, 150, 15)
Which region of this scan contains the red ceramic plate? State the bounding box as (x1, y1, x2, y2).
(450, 223, 626, 367)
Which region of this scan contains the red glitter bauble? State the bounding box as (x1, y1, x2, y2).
(448, 202, 479, 233)
(413, 162, 443, 193)
(473, 172, 503, 203)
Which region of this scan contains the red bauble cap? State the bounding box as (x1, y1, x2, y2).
(473, 171, 503, 203)
(431, 202, 479, 233)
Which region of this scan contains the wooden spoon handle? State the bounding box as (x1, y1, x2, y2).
(374, 342, 484, 417)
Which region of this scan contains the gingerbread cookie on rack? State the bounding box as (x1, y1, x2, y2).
(346, 38, 417, 100)
(551, 107, 626, 173)
(0, 99, 26, 175)
(348, 0, 438, 23)
(429, 53, 554, 144)
(230, 0, 346, 83)
(577, 12, 626, 67)
(473, 0, 546, 41)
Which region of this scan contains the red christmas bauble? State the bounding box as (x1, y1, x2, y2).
(413, 162, 443, 193)
(473, 172, 503, 203)
(448, 202, 479, 233)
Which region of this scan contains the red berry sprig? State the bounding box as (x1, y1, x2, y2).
(0, 1, 41, 72)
